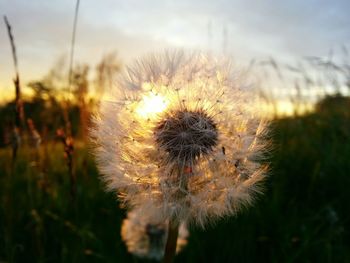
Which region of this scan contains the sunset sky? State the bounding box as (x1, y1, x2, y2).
(1, 0, 349, 101)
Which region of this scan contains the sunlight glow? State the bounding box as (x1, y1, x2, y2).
(136, 92, 168, 119)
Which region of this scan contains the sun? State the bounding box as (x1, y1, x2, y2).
(136, 92, 168, 119)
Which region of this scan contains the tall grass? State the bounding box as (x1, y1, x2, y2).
(1, 98, 349, 262)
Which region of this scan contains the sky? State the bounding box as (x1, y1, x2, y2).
(1, 0, 349, 101)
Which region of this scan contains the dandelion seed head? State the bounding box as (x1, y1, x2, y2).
(91, 50, 269, 226)
(121, 209, 188, 261)
(155, 109, 218, 166)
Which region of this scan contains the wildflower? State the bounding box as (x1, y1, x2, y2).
(92, 51, 268, 226)
(121, 208, 188, 261)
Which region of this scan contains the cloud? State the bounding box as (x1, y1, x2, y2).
(1, 0, 349, 97)
(0, 0, 173, 92)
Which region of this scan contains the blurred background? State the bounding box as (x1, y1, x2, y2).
(0, 0, 349, 262)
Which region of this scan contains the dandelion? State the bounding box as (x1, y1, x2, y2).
(121, 208, 188, 261)
(92, 51, 269, 262)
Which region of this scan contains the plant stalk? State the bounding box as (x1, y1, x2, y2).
(163, 219, 179, 263)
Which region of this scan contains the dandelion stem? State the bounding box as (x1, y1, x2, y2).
(163, 219, 179, 263)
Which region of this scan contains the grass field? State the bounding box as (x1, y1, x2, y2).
(1, 98, 350, 262)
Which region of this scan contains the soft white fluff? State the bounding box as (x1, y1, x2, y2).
(91, 50, 269, 226)
(121, 208, 188, 261)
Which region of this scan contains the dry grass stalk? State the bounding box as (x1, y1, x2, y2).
(56, 0, 80, 200)
(56, 128, 75, 200)
(3, 15, 25, 166)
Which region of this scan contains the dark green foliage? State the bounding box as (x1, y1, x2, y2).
(0, 98, 85, 146)
(1, 96, 350, 263)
